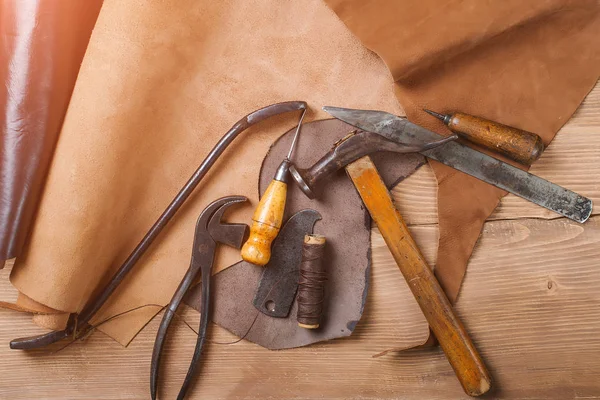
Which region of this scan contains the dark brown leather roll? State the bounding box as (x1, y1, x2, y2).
(0, 0, 103, 260)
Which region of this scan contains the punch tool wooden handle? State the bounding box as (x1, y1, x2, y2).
(425, 109, 544, 165)
(346, 156, 492, 397)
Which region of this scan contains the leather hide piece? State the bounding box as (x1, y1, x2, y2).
(184, 119, 425, 349)
(0, 0, 103, 261)
(325, 0, 600, 310)
(9, 0, 405, 345)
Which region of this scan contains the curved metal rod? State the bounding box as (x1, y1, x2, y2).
(10, 101, 307, 350)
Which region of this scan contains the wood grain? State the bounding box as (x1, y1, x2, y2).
(0, 83, 598, 399)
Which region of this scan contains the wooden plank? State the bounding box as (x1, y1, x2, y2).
(0, 78, 598, 400)
(0, 217, 599, 399)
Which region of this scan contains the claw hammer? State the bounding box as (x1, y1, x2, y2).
(290, 131, 492, 397)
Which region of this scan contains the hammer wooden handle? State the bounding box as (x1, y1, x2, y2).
(346, 156, 491, 397)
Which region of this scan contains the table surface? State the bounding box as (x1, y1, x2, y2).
(0, 82, 598, 400)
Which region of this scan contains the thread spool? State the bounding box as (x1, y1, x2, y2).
(297, 234, 327, 329)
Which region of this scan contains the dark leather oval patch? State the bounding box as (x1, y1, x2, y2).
(184, 118, 425, 349)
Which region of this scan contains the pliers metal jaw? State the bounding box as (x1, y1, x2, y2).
(150, 195, 249, 400)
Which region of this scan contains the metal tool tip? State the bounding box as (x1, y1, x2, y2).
(323, 105, 347, 112)
(579, 199, 593, 223)
(286, 108, 307, 160)
(423, 109, 446, 121)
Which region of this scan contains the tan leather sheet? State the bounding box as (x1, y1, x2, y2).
(9, 0, 404, 345)
(325, 0, 600, 307)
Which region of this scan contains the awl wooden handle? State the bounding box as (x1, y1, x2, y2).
(241, 179, 287, 266)
(447, 112, 544, 165)
(346, 156, 491, 397)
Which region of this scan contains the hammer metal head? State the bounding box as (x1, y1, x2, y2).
(289, 130, 456, 200)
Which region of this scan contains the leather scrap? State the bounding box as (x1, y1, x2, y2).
(184, 118, 425, 349)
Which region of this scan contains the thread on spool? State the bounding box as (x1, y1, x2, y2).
(297, 234, 327, 329)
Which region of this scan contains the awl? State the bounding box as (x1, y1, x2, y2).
(323, 106, 592, 223)
(423, 109, 544, 166)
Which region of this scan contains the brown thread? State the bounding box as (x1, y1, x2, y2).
(53, 267, 298, 352)
(54, 304, 166, 353)
(297, 234, 327, 329)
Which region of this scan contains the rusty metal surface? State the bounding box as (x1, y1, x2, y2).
(253, 209, 322, 318)
(150, 196, 249, 400)
(9, 101, 307, 350)
(289, 129, 455, 199)
(323, 106, 593, 223)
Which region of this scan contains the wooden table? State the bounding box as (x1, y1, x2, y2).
(0, 82, 598, 399)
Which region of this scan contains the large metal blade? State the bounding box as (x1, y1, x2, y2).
(323, 106, 593, 223)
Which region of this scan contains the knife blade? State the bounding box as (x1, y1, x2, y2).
(323, 106, 592, 223)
